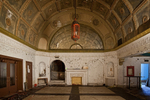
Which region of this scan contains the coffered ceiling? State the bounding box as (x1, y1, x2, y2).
(0, 0, 149, 50)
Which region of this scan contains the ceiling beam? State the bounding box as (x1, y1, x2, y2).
(33, 0, 47, 21)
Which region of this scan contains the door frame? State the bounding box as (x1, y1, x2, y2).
(141, 63, 150, 85)
(26, 61, 32, 90)
(0, 54, 23, 97)
(7, 60, 17, 94)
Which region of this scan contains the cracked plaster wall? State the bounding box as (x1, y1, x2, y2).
(35, 51, 118, 85)
(0, 32, 36, 90)
(117, 33, 150, 87)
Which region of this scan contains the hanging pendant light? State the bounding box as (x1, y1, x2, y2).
(71, 0, 80, 41)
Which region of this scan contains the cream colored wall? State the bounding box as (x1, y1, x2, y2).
(121, 57, 150, 87)
(1, 31, 150, 88)
(0, 32, 36, 90)
(35, 51, 118, 85)
(0, 32, 118, 87)
(117, 33, 150, 87)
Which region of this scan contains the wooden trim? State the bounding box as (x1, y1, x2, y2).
(0, 54, 23, 93)
(26, 61, 32, 89)
(17, 60, 23, 90)
(0, 55, 23, 61)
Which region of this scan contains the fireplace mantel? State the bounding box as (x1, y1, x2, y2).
(65, 69, 88, 85)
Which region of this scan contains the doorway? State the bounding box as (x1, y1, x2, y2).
(26, 61, 32, 90)
(0, 60, 17, 97)
(50, 60, 65, 80)
(141, 63, 149, 86)
(0, 55, 23, 98)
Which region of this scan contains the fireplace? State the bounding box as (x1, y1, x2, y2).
(66, 69, 87, 85)
(72, 77, 82, 85)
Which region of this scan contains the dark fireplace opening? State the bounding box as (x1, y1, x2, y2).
(50, 60, 65, 80)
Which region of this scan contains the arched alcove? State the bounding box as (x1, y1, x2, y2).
(38, 38, 47, 50)
(39, 62, 46, 77)
(107, 62, 114, 77)
(50, 60, 65, 80)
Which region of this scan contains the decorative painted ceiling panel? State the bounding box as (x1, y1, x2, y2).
(60, 0, 73, 9)
(0, 5, 17, 35)
(101, 0, 114, 6)
(17, 20, 28, 40)
(50, 24, 103, 49)
(32, 15, 44, 32)
(29, 30, 38, 46)
(43, 2, 57, 19)
(115, 29, 123, 40)
(124, 19, 135, 35)
(105, 36, 114, 49)
(23, 1, 38, 24)
(36, 0, 52, 8)
(136, 4, 150, 26)
(93, 1, 109, 17)
(114, 0, 130, 21)
(6, 0, 26, 11)
(0, 0, 149, 50)
(77, 0, 92, 9)
(128, 0, 144, 10)
(108, 13, 120, 30)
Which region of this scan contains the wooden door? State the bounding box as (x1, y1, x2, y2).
(0, 60, 17, 97)
(8, 61, 17, 94)
(26, 62, 32, 89)
(0, 62, 8, 97)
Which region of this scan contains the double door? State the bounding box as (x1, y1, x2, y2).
(0, 60, 17, 97)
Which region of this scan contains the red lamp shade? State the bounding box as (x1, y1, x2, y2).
(71, 18, 80, 41)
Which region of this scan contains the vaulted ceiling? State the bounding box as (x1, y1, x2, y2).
(0, 0, 149, 50)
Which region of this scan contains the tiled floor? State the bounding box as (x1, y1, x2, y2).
(23, 95, 69, 100)
(36, 87, 72, 94)
(79, 87, 115, 94)
(80, 96, 125, 100)
(21, 85, 150, 100)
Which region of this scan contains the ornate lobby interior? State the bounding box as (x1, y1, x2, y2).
(0, 0, 150, 100)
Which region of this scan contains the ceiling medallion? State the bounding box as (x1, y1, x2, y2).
(71, 0, 80, 42)
(53, 20, 58, 27)
(21, 29, 25, 36)
(93, 19, 99, 26)
(57, 21, 62, 28)
(53, 20, 62, 28)
(72, 13, 79, 20)
(128, 27, 132, 34)
(5, 18, 11, 26)
(36, 21, 40, 25)
(29, 33, 35, 44)
(120, 8, 125, 14)
(27, 10, 32, 16)
(142, 15, 148, 23)
(49, 8, 52, 12)
(112, 19, 116, 25)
